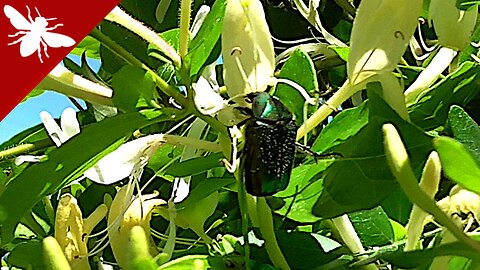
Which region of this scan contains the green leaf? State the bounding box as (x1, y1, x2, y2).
(329, 46, 349, 62)
(164, 153, 225, 177)
(382, 241, 480, 268)
(177, 177, 235, 209)
(21, 88, 45, 103)
(434, 136, 480, 194)
(274, 162, 332, 223)
(312, 101, 369, 153)
(111, 65, 155, 112)
(0, 111, 170, 245)
(349, 206, 394, 246)
(158, 255, 212, 269)
(312, 83, 433, 218)
(188, 0, 226, 77)
(6, 240, 43, 269)
(448, 105, 480, 163)
(275, 48, 318, 124)
(276, 231, 346, 269)
(70, 35, 101, 59)
(408, 61, 480, 130)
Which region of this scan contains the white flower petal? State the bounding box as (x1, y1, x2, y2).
(194, 76, 226, 115)
(84, 134, 164, 185)
(191, 5, 210, 37)
(14, 155, 46, 165)
(40, 111, 63, 147)
(60, 108, 80, 142)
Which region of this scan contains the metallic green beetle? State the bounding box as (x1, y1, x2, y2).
(241, 92, 297, 196)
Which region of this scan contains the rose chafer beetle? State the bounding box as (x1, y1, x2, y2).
(238, 91, 298, 196)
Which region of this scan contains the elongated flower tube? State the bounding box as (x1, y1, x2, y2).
(43, 237, 71, 270)
(36, 64, 113, 106)
(429, 0, 478, 51)
(405, 151, 441, 251)
(221, 0, 275, 103)
(404, 47, 457, 104)
(54, 194, 108, 270)
(348, 0, 422, 86)
(107, 185, 166, 268)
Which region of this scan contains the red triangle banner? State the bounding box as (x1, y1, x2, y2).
(0, 0, 121, 121)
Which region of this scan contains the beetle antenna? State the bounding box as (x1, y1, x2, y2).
(34, 6, 41, 17)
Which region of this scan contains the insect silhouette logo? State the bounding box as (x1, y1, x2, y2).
(3, 5, 75, 63)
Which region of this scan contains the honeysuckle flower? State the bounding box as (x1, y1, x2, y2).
(36, 64, 113, 107)
(429, 0, 478, 51)
(347, 0, 422, 87)
(382, 123, 480, 252)
(405, 1, 478, 104)
(107, 185, 166, 269)
(54, 194, 108, 270)
(84, 134, 164, 185)
(41, 107, 80, 147)
(221, 0, 275, 103)
(14, 107, 80, 165)
(436, 185, 480, 230)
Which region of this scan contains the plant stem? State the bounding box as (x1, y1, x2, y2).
(331, 215, 377, 270)
(105, 6, 181, 67)
(257, 198, 291, 270)
(162, 134, 222, 153)
(235, 166, 250, 270)
(90, 28, 189, 108)
(296, 81, 357, 140)
(0, 139, 52, 160)
(179, 0, 192, 58)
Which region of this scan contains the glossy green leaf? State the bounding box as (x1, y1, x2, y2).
(70, 35, 101, 59)
(111, 65, 155, 112)
(6, 240, 43, 269)
(329, 46, 349, 62)
(274, 162, 332, 223)
(313, 83, 433, 218)
(164, 152, 225, 177)
(0, 111, 169, 244)
(408, 61, 480, 130)
(177, 177, 235, 209)
(434, 136, 480, 194)
(188, 0, 226, 77)
(275, 48, 318, 124)
(382, 241, 480, 268)
(448, 105, 480, 163)
(276, 231, 346, 269)
(349, 206, 394, 246)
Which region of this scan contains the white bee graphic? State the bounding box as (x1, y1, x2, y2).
(4, 5, 75, 63)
